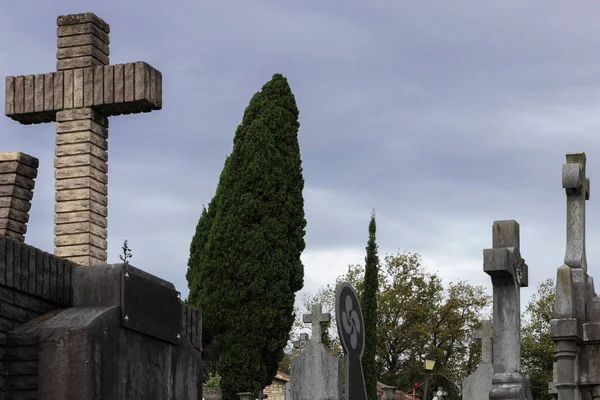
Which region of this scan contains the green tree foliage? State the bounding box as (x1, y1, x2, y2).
(521, 279, 555, 400)
(360, 210, 380, 400)
(186, 74, 306, 399)
(290, 252, 490, 397)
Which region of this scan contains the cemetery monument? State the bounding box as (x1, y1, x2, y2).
(1, 12, 202, 399)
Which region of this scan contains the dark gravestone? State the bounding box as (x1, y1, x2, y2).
(335, 282, 367, 400)
(121, 269, 182, 344)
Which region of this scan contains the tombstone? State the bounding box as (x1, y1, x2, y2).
(335, 282, 367, 400)
(293, 332, 309, 354)
(290, 303, 342, 400)
(462, 320, 493, 399)
(483, 220, 532, 400)
(239, 393, 257, 400)
(0, 12, 202, 400)
(5, 12, 162, 266)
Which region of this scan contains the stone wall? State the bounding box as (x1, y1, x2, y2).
(0, 237, 75, 398)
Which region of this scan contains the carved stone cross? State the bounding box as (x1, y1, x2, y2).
(484, 220, 528, 395)
(472, 320, 493, 364)
(562, 152, 590, 271)
(302, 304, 330, 344)
(4, 13, 162, 266)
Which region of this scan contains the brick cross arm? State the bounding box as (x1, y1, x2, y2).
(5, 61, 161, 124)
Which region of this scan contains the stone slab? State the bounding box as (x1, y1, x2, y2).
(121, 270, 181, 344)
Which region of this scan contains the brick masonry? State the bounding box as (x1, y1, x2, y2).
(0, 237, 74, 398)
(0, 153, 39, 243)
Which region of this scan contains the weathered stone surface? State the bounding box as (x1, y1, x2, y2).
(55, 167, 108, 186)
(290, 343, 342, 400)
(54, 210, 107, 228)
(463, 321, 493, 400)
(463, 365, 493, 400)
(57, 12, 110, 34)
(63, 69, 74, 109)
(0, 152, 39, 242)
(73, 68, 83, 108)
(484, 221, 530, 400)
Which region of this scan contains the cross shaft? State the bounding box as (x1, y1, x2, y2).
(4, 13, 162, 265)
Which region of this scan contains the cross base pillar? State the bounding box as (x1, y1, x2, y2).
(54, 107, 108, 265)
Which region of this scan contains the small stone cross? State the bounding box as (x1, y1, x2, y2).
(562, 152, 590, 271)
(302, 304, 330, 344)
(472, 320, 493, 364)
(5, 13, 161, 266)
(433, 386, 448, 400)
(293, 332, 309, 354)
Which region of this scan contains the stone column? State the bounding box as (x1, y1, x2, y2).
(0, 152, 39, 242)
(54, 108, 108, 265)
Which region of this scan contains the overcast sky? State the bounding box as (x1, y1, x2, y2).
(2, 1, 600, 311)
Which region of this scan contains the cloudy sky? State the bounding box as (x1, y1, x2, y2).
(2, 0, 599, 310)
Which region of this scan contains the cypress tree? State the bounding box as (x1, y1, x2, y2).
(361, 210, 380, 400)
(187, 74, 306, 399)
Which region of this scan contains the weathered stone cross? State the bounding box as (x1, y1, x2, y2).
(472, 319, 493, 364)
(483, 220, 529, 396)
(562, 152, 590, 271)
(4, 13, 162, 266)
(302, 304, 331, 344)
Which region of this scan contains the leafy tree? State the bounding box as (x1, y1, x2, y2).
(521, 279, 555, 400)
(360, 210, 380, 400)
(187, 74, 306, 399)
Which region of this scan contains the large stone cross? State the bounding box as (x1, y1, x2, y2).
(473, 320, 493, 364)
(302, 304, 330, 345)
(562, 152, 590, 271)
(4, 13, 162, 266)
(483, 220, 528, 377)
